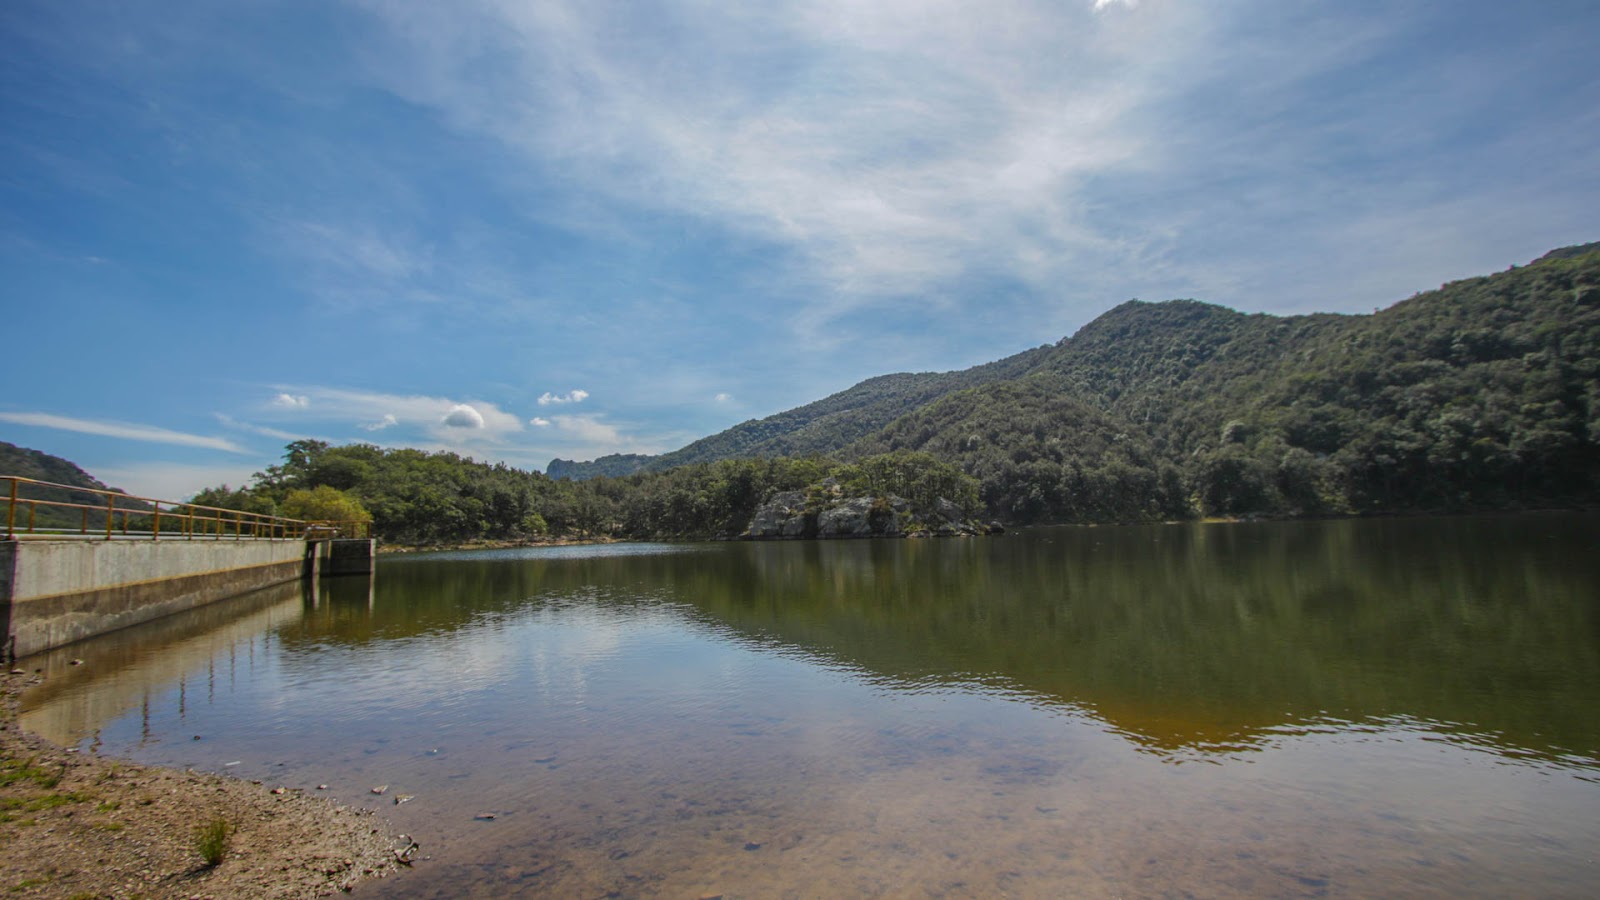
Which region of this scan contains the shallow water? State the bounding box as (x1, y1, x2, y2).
(20, 514, 1600, 897)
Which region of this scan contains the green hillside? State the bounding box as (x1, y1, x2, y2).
(548, 343, 1053, 479)
(23, 242, 1599, 545)
(852, 248, 1600, 520)
(0, 441, 134, 532)
(551, 243, 1600, 523)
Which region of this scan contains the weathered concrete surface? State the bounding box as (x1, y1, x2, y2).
(2, 539, 311, 659)
(319, 538, 375, 576)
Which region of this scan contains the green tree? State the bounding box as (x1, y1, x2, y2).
(280, 485, 373, 525)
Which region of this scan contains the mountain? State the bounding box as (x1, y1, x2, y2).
(545, 343, 1054, 479)
(0, 441, 134, 532)
(546, 454, 654, 480)
(551, 243, 1600, 521)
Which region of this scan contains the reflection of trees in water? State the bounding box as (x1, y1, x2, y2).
(686, 516, 1600, 763)
(118, 515, 1598, 765)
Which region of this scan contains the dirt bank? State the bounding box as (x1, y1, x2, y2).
(0, 670, 405, 898)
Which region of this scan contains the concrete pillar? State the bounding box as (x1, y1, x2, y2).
(320, 538, 375, 577)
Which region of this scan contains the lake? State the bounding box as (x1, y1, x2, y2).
(19, 514, 1600, 897)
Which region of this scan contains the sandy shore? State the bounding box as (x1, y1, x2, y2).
(1, 670, 405, 899)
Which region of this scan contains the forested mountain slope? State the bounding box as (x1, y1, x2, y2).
(851, 247, 1600, 520)
(15, 244, 1597, 547)
(0, 441, 137, 530)
(555, 244, 1599, 522)
(547, 343, 1054, 478)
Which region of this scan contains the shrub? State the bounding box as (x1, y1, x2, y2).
(193, 818, 234, 868)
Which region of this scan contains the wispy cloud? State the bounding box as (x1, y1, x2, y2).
(272, 392, 310, 409)
(545, 413, 620, 446)
(0, 411, 249, 453)
(215, 413, 306, 443)
(93, 463, 266, 502)
(349, 0, 1166, 331)
(337, 0, 1597, 343)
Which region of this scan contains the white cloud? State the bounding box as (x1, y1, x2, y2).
(260, 385, 524, 444)
(1093, 0, 1137, 10)
(92, 463, 268, 503)
(537, 389, 590, 406)
(714, 393, 733, 403)
(546, 414, 621, 445)
(0, 411, 249, 453)
(530, 416, 551, 427)
(441, 403, 486, 429)
(272, 393, 310, 409)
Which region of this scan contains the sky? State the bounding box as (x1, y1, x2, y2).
(2, 0, 1597, 499)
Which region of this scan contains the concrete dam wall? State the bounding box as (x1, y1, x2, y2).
(2, 538, 374, 659)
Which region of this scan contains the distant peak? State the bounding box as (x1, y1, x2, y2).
(1533, 241, 1600, 263)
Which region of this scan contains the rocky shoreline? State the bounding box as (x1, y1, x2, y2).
(0, 671, 403, 899)
(743, 479, 1001, 540)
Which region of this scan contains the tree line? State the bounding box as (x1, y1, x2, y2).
(193, 442, 984, 545)
(189, 244, 1600, 541)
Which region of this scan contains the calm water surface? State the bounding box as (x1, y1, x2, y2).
(20, 515, 1600, 897)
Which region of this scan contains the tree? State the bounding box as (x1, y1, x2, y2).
(280, 485, 373, 525)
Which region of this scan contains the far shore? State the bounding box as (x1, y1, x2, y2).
(377, 535, 623, 554)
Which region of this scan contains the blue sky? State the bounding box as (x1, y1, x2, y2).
(2, 0, 1596, 499)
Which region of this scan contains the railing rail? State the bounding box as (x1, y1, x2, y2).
(2, 475, 368, 541)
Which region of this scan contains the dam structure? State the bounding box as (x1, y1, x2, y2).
(2, 475, 371, 661)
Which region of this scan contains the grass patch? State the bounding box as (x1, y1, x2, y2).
(0, 792, 93, 814)
(0, 757, 63, 790)
(193, 817, 234, 868)
(8, 872, 56, 893)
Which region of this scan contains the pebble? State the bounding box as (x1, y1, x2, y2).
(370, 785, 388, 795)
(474, 813, 497, 821)
(318, 784, 330, 791)
(394, 794, 414, 805)
(743, 841, 762, 851)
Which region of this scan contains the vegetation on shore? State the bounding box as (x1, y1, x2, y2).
(7, 243, 1596, 544)
(187, 244, 1598, 543)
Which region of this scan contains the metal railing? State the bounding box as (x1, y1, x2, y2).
(2, 475, 369, 541)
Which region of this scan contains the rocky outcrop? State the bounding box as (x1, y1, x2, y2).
(742, 481, 994, 540)
(745, 489, 812, 538)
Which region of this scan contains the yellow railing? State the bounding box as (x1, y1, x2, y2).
(2, 475, 369, 541)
